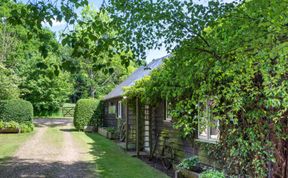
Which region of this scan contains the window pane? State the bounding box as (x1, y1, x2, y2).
(109, 103, 116, 114)
(209, 120, 219, 140)
(118, 101, 122, 118)
(199, 117, 208, 138)
(165, 100, 172, 121)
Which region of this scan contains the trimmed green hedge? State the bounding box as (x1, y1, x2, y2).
(0, 99, 33, 123)
(73, 99, 102, 131)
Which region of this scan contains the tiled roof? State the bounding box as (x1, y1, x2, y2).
(103, 55, 168, 100)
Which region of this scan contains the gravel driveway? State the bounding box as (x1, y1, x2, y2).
(0, 119, 96, 178)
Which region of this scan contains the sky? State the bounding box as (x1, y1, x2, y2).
(46, 0, 236, 63)
(45, 0, 168, 63)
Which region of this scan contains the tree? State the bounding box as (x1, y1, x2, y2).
(20, 55, 73, 115)
(0, 2, 73, 115)
(1, 0, 89, 58)
(62, 6, 137, 99)
(0, 67, 20, 100)
(117, 0, 288, 177)
(106, 0, 239, 59)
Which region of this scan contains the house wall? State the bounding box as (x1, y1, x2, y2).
(104, 97, 217, 166)
(136, 100, 217, 166)
(103, 97, 126, 128)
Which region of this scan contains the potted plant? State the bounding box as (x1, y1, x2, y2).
(176, 156, 209, 178)
(199, 169, 225, 178)
(106, 127, 117, 139)
(98, 127, 117, 139)
(98, 127, 109, 137)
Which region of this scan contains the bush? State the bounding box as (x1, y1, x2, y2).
(200, 169, 225, 178)
(0, 99, 33, 123)
(0, 68, 20, 100)
(177, 156, 199, 170)
(0, 121, 34, 133)
(73, 99, 102, 131)
(19, 122, 34, 133)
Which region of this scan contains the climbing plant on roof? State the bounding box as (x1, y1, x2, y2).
(121, 0, 288, 177)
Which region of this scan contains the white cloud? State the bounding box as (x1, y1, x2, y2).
(42, 19, 66, 28)
(50, 19, 65, 27)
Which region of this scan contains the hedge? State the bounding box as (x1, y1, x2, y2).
(0, 99, 33, 123)
(73, 99, 102, 131)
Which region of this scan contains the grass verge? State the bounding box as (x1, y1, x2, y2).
(72, 132, 169, 178)
(0, 132, 34, 161)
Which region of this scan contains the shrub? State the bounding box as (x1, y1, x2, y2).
(0, 120, 34, 133)
(73, 99, 102, 131)
(0, 68, 20, 100)
(200, 169, 225, 178)
(177, 156, 199, 170)
(0, 120, 20, 129)
(0, 99, 33, 123)
(19, 122, 34, 133)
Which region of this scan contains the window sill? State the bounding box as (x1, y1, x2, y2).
(163, 119, 172, 123)
(195, 138, 218, 144)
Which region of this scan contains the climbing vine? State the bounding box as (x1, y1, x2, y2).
(124, 1, 288, 177)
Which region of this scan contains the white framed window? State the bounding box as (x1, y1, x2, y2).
(118, 101, 122, 118)
(165, 99, 172, 121)
(108, 102, 116, 114)
(197, 98, 220, 142)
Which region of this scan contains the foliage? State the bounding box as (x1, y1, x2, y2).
(0, 68, 20, 100)
(106, 127, 116, 134)
(106, 0, 239, 59)
(122, 0, 288, 177)
(176, 156, 199, 170)
(73, 99, 100, 131)
(20, 56, 73, 116)
(0, 120, 19, 130)
(0, 2, 136, 116)
(62, 6, 135, 71)
(0, 120, 34, 133)
(1, 0, 89, 58)
(0, 99, 33, 123)
(19, 122, 34, 133)
(0, 2, 73, 115)
(62, 6, 137, 100)
(199, 169, 225, 178)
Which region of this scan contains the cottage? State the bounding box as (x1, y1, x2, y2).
(101, 56, 165, 147)
(101, 55, 219, 172)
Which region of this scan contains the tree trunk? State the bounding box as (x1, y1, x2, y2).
(272, 116, 288, 178)
(88, 68, 95, 98)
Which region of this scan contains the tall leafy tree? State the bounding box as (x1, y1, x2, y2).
(0, 1, 73, 115)
(106, 0, 240, 59)
(122, 0, 288, 177)
(62, 6, 137, 99)
(20, 55, 72, 115)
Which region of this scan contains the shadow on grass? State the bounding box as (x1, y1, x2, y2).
(82, 132, 170, 178)
(60, 128, 78, 132)
(0, 157, 96, 178)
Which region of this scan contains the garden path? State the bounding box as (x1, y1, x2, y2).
(0, 119, 96, 178)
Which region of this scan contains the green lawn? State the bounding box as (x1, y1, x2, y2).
(0, 132, 34, 161)
(72, 132, 169, 178)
